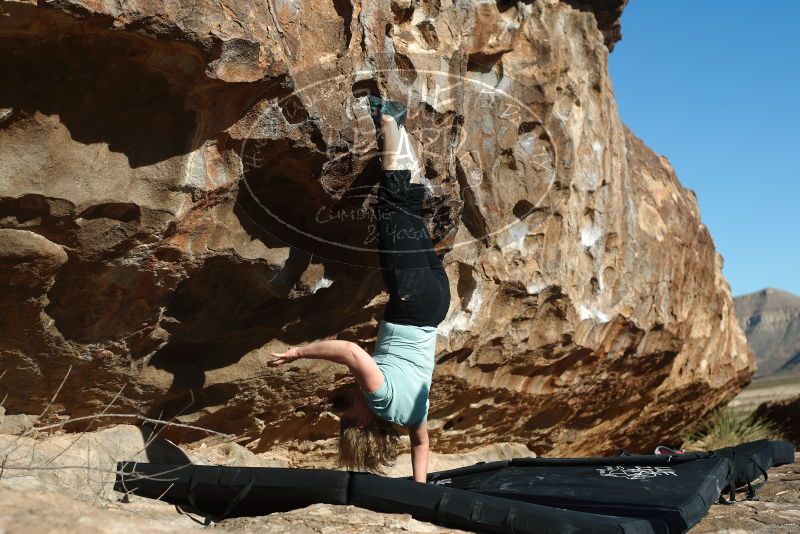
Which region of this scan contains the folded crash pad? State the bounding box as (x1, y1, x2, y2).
(114, 439, 795, 534)
(426, 454, 733, 533)
(711, 439, 795, 496)
(115, 461, 655, 533)
(115, 462, 350, 516)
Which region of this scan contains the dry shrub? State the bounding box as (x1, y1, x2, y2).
(680, 407, 785, 451)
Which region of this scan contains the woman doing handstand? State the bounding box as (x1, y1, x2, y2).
(269, 97, 450, 482)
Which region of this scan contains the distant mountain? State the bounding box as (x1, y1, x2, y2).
(734, 288, 800, 377)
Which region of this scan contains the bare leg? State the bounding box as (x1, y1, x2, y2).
(379, 115, 422, 183)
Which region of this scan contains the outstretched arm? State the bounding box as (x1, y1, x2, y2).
(409, 422, 429, 483)
(269, 340, 383, 393)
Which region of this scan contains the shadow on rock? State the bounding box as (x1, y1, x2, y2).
(0, 6, 285, 168)
(146, 251, 384, 427)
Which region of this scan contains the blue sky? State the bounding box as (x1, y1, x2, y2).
(609, 1, 799, 297)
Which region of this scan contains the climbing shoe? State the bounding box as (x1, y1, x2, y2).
(366, 95, 407, 129)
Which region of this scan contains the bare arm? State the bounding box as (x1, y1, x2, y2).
(269, 340, 383, 393)
(409, 422, 429, 483)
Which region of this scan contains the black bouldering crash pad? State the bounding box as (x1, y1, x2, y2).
(114, 439, 794, 534)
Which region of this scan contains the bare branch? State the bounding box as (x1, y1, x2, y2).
(113, 394, 202, 490)
(39, 364, 72, 421)
(0, 365, 72, 459)
(17, 414, 231, 438)
(0, 460, 193, 480)
(156, 482, 175, 502)
(44, 383, 127, 466)
(130, 389, 197, 461)
(0, 464, 120, 474)
(0, 410, 229, 483)
(0, 369, 235, 501)
(117, 462, 197, 480)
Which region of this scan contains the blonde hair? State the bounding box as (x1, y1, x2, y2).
(338, 416, 400, 473)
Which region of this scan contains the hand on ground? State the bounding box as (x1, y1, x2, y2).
(268, 347, 301, 367)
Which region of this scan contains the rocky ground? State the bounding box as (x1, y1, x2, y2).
(0, 489, 470, 534)
(0, 425, 797, 533)
(4, 473, 800, 534)
(694, 453, 800, 533)
(0, 424, 509, 533)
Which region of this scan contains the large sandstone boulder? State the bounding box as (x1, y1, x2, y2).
(0, 0, 752, 458)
